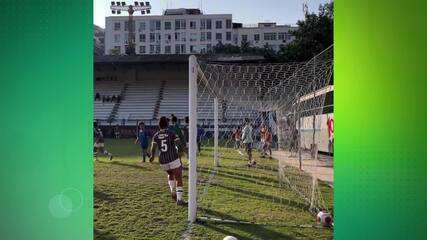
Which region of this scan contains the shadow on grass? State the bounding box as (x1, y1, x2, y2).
(94, 190, 115, 203)
(184, 166, 280, 187)
(94, 228, 118, 240)
(97, 160, 154, 171)
(196, 208, 297, 240)
(210, 182, 309, 211)
(215, 170, 280, 189)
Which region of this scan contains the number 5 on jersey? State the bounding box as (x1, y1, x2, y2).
(161, 139, 168, 152)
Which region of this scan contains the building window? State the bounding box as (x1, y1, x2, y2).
(216, 33, 222, 41)
(226, 19, 232, 29)
(278, 32, 285, 40)
(206, 32, 212, 41)
(190, 45, 197, 53)
(124, 34, 128, 44)
(190, 21, 196, 29)
(207, 44, 212, 52)
(181, 44, 186, 54)
(138, 22, 146, 32)
(233, 34, 238, 44)
(190, 33, 197, 42)
(149, 20, 155, 31)
(226, 32, 232, 41)
(175, 44, 180, 54)
(254, 34, 260, 41)
(216, 20, 222, 29)
(200, 32, 206, 42)
(150, 33, 155, 43)
(175, 19, 186, 30)
(114, 22, 121, 31)
(201, 19, 212, 29)
(150, 45, 155, 54)
(156, 21, 161, 30)
(139, 34, 146, 42)
(139, 46, 146, 54)
(175, 20, 180, 30)
(156, 44, 161, 54)
(164, 21, 172, 30)
(242, 35, 248, 42)
(200, 19, 205, 30)
(155, 33, 161, 42)
(165, 33, 172, 43)
(264, 33, 277, 41)
(181, 32, 186, 42)
(124, 21, 129, 31)
(286, 32, 292, 40)
(114, 34, 121, 43)
(175, 32, 180, 41)
(164, 45, 171, 54)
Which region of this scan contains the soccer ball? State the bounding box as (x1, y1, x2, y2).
(316, 211, 333, 227)
(223, 236, 238, 240)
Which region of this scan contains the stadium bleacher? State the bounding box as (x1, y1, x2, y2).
(94, 79, 257, 126)
(115, 80, 160, 125)
(158, 79, 188, 120)
(94, 81, 124, 123)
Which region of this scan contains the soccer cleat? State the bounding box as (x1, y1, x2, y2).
(176, 200, 187, 206)
(171, 192, 177, 201)
(109, 154, 113, 161)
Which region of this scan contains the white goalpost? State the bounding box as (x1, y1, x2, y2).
(188, 45, 334, 223)
(188, 55, 198, 222)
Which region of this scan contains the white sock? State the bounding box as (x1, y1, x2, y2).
(168, 180, 176, 193)
(176, 186, 183, 201)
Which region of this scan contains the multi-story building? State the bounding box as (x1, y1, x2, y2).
(104, 8, 297, 55)
(233, 22, 296, 52)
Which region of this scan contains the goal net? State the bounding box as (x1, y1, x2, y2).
(187, 45, 334, 225)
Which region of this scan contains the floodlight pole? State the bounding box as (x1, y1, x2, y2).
(214, 97, 219, 167)
(188, 55, 198, 223)
(127, 6, 135, 55)
(110, 2, 152, 55)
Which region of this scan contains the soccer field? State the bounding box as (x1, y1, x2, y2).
(94, 139, 333, 240)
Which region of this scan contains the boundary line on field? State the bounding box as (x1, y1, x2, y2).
(181, 167, 218, 240)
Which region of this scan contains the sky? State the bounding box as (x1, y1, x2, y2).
(94, 0, 331, 28)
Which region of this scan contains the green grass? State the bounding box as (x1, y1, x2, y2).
(95, 139, 333, 240)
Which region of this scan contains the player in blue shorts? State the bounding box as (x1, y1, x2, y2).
(135, 122, 150, 162)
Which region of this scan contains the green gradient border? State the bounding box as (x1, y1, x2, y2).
(0, 0, 427, 239)
(335, 0, 427, 239)
(0, 0, 92, 239)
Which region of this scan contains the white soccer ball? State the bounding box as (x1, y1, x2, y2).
(223, 236, 238, 240)
(316, 211, 333, 227)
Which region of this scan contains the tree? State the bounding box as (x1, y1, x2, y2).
(281, 2, 334, 62)
(207, 2, 333, 62)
